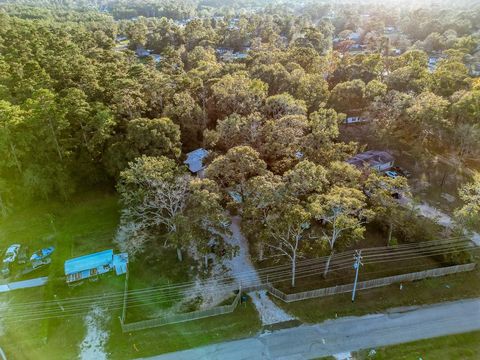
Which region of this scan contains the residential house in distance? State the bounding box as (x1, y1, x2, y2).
(347, 150, 394, 172)
(344, 116, 369, 125)
(150, 54, 162, 63)
(135, 46, 152, 58)
(348, 32, 361, 43)
(184, 148, 209, 178)
(218, 49, 249, 62)
(64, 249, 128, 284)
(469, 63, 480, 77)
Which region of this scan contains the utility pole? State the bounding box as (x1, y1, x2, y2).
(351, 250, 363, 302)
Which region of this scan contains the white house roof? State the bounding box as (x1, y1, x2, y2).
(184, 148, 209, 173)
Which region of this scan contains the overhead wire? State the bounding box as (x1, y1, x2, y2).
(1, 238, 475, 321)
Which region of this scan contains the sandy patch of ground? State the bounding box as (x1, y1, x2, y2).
(414, 201, 480, 246)
(79, 305, 110, 360)
(226, 216, 294, 325)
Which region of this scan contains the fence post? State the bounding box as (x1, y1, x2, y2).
(121, 265, 129, 324)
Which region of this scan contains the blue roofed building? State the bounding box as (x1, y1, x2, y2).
(184, 148, 209, 178)
(64, 249, 128, 284)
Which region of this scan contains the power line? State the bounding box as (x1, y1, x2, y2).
(1, 239, 472, 314)
(2, 244, 475, 321)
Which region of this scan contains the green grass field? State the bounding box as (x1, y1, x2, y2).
(354, 331, 480, 360)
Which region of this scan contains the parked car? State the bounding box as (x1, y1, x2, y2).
(3, 244, 21, 264)
(385, 170, 399, 179)
(17, 245, 29, 265)
(30, 246, 55, 262)
(392, 166, 411, 178)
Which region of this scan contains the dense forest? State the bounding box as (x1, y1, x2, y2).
(0, 0, 479, 273)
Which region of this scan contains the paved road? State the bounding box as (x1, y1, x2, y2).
(143, 298, 480, 360)
(0, 276, 48, 292)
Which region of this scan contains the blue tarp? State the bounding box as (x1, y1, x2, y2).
(184, 148, 208, 173)
(64, 249, 113, 275)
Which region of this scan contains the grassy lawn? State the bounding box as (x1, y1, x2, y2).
(108, 296, 261, 359)
(272, 266, 480, 324)
(354, 331, 480, 360)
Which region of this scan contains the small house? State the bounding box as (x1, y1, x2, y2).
(184, 148, 209, 177)
(345, 116, 369, 124)
(150, 54, 162, 63)
(64, 249, 128, 284)
(348, 32, 361, 43)
(347, 150, 394, 172)
(135, 46, 151, 58)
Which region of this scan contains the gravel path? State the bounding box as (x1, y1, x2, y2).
(225, 216, 294, 326)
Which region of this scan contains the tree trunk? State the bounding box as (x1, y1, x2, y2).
(387, 221, 393, 246)
(291, 254, 296, 288)
(204, 254, 208, 269)
(47, 117, 63, 162)
(323, 250, 334, 278)
(10, 142, 22, 175)
(258, 243, 264, 261)
(176, 247, 183, 262)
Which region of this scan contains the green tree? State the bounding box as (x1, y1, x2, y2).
(328, 79, 366, 113)
(407, 91, 450, 145)
(264, 93, 307, 120)
(263, 204, 318, 287)
(211, 72, 268, 118)
(365, 172, 411, 245)
(206, 146, 267, 201)
(106, 117, 181, 176)
(432, 60, 471, 97)
(117, 156, 190, 261)
(309, 186, 372, 277)
(454, 172, 480, 230)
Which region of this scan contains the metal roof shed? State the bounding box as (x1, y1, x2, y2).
(64, 250, 114, 283)
(113, 253, 129, 275)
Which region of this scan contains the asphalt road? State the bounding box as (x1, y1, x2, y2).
(143, 298, 480, 360)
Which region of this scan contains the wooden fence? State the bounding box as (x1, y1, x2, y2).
(267, 263, 476, 303)
(119, 263, 475, 332)
(120, 286, 242, 333)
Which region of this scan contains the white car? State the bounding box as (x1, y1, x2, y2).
(3, 244, 21, 264)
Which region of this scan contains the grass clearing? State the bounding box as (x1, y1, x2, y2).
(354, 331, 480, 360)
(0, 191, 121, 360)
(107, 295, 261, 359)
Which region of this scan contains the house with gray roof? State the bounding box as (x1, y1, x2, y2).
(347, 150, 394, 172)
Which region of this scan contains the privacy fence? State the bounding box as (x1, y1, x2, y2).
(119, 263, 475, 332)
(265, 263, 476, 303)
